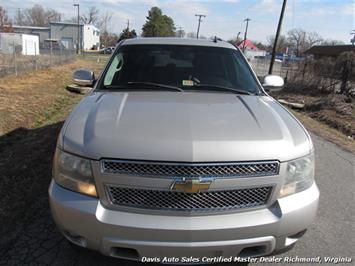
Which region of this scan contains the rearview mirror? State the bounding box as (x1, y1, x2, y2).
(262, 75, 284, 91)
(73, 69, 95, 87)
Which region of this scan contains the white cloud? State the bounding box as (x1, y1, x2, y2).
(341, 3, 355, 16)
(295, 2, 354, 18)
(161, 0, 210, 16)
(97, 0, 157, 4)
(251, 0, 280, 13)
(301, 8, 335, 17)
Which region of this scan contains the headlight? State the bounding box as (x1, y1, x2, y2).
(53, 148, 97, 197)
(279, 153, 314, 198)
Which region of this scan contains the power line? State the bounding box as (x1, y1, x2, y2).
(195, 14, 206, 38)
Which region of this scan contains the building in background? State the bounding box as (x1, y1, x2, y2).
(49, 22, 83, 50)
(47, 22, 100, 51)
(83, 24, 100, 50)
(237, 39, 266, 60)
(305, 45, 355, 59)
(0, 33, 39, 55)
(9, 22, 100, 51)
(12, 26, 50, 45)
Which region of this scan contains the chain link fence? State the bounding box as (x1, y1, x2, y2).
(251, 54, 354, 96)
(0, 33, 76, 78)
(250, 57, 300, 79)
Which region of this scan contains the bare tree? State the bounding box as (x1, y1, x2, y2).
(287, 28, 307, 56)
(306, 31, 323, 49)
(46, 9, 61, 23)
(0, 6, 13, 32)
(24, 4, 46, 26)
(99, 11, 113, 48)
(67, 7, 102, 26)
(287, 29, 325, 55)
(100, 32, 119, 47)
(21, 4, 61, 26)
(253, 41, 267, 50)
(0, 6, 8, 25)
(81, 6, 100, 24)
(267, 34, 288, 53)
(99, 11, 112, 33)
(321, 39, 344, 46)
(14, 8, 25, 26)
(337, 52, 355, 96)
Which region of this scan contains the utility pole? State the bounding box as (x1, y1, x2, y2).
(127, 19, 130, 31)
(195, 14, 206, 38)
(73, 4, 80, 54)
(178, 26, 183, 38)
(242, 18, 251, 53)
(268, 0, 287, 74)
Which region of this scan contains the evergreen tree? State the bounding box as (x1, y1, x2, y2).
(142, 7, 175, 37)
(118, 28, 137, 42)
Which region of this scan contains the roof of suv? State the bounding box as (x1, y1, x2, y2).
(121, 37, 237, 49)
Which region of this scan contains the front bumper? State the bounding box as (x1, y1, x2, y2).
(49, 180, 319, 261)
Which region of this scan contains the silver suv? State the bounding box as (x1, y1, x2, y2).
(49, 38, 319, 262)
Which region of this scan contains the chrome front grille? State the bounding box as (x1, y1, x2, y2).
(105, 185, 273, 212)
(101, 160, 279, 178)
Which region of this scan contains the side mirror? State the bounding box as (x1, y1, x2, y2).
(73, 69, 95, 87)
(262, 75, 284, 91)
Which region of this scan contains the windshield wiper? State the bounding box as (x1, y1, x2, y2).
(190, 84, 252, 95)
(105, 82, 183, 92)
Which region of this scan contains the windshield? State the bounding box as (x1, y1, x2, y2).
(101, 44, 261, 94)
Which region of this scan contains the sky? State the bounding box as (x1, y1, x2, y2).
(3, 0, 355, 44)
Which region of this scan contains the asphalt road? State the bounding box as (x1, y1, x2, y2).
(0, 133, 353, 266)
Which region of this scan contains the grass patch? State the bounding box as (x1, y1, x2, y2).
(34, 94, 82, 127)
(0, 58, 105, 136)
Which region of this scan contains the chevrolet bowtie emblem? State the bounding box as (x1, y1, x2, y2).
(172, 178, 212, 193)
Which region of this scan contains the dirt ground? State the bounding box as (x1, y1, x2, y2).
(270, 90, 354, 139)
(0, 57, 106, 238)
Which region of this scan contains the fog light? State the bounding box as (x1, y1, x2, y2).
(77, 182, 97, 197)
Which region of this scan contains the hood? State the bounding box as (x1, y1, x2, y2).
(61, 91, 312, 162)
